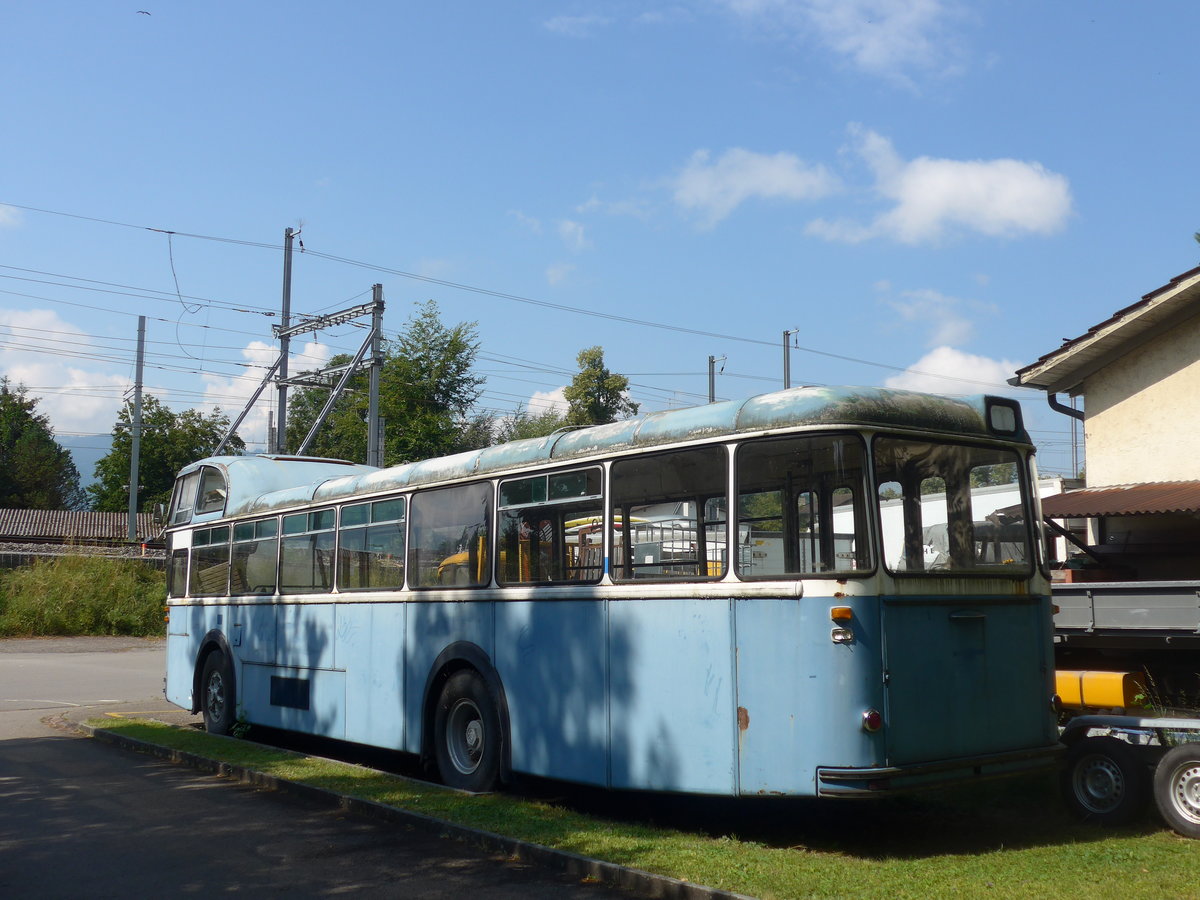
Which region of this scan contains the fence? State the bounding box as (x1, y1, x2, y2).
(0, 548, 167, 572)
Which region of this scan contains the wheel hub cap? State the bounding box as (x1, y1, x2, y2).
(1170, 764, 1200, 823)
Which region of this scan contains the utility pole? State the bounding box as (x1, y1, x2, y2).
(707, 355, 726, 403)
(127, 316, 145, 543)
(366, 284, 383, 466)
(783, 328, 799, 389)
(275, 226, 295, 454)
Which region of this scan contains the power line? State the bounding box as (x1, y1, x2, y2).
(1, 200, 1019, 390)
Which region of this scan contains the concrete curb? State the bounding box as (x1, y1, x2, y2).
(76, 720, 756, 900)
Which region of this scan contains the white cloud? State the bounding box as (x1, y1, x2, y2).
(884, 346, 1021, 395)
(0, 204, 21, 228)
(508, 209, 542, 234)
(805, 0, 957, 78)
(883, 287, 987, 347)
(576, 194, 651, 220)
(543, 14, 612, 37)
(528, 387, 569, 413)
(414, 258, 453, 279)
(558, 219, 591, 251)
(634, 7, 694, 26)
(0, 308, 129, 435)
(672, 147, 839, 228)
(717, 0, 963, 83)
(200, 339, 331, 452)
(807, 127, 1073, 244)
(546, 262, 575, 286)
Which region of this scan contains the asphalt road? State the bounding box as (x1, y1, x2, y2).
(0, 637, 640, 898)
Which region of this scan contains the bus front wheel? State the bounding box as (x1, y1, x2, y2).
(1061, 736, 1148, 825)
(1153, 743, 1200, 838)
(434, 670, 501, 792)
(200, 650, 236, 736)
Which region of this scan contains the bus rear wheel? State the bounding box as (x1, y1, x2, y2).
(434, 670, 501, 792)
(200, 650, 236, 736)
(1061, 736, 1148, 825)
(1153, 743, 1200, 838)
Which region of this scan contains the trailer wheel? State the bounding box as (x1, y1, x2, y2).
(1061, 736, 1148, 825)
(1153, 743, 1200, 838)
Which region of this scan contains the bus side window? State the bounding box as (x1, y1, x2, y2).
(338, 498, 406, 591)
(189, 526, 230, 596)
(167, 547, 189, 597)
(280, 510, 336, 594)
(497, 468, 603, 586)
(736, 434, 870, 578)
(409, 483, 492, 589)
(231, 518, 279, 595)
(611, 446, 727, 582)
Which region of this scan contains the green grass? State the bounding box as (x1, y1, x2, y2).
(91, 718, 1200, 899)
(0, 555, 166, 636)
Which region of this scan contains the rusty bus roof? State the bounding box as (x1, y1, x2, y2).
(182, 385, 1025, 520)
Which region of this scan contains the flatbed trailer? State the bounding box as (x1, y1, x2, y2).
(1053, 580, 1200, 646)
(1060, 714, 1200, 837)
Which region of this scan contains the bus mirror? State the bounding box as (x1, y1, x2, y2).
(152, 503, 167, 527)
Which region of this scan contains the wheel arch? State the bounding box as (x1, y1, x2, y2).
(191, 629, 235, 715)
(420, 641, 511, 781)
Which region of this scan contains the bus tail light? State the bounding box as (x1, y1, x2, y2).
(862, 708, 883, 733)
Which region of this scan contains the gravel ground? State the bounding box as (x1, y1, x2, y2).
(0, 635, 166, 653)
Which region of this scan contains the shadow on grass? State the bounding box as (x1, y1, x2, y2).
(232, 723, 1162, 861)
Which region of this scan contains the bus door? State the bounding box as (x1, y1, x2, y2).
(880, 595, 1052, 765)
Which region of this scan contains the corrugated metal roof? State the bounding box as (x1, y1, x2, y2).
(1039, 482, 1200, 517)
(0, 509, 155, 542)
(1012, 265, 1200, 394)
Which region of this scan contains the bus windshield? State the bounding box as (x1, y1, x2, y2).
(874, 437, 1032, 575)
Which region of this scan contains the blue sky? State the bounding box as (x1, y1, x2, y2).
(3, 1, 1198, 480)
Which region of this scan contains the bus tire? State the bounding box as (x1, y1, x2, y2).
(433, 669, 501, 792)
(200, 649, 236, 736)
(1061, 736, 1148, 825)
(1152, 743, 1200, 838)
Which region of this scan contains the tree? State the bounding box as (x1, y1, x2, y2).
(88, 395, 243, 513)
(0, 379, 86, 509)
(496, 406, 569, 443)
(285, 301, 486, 465)
(562, 346, 638, 427)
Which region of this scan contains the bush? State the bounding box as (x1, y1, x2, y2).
(0, 556, 166, 637)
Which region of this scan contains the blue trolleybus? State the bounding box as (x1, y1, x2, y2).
(163, 386, 1060, 796)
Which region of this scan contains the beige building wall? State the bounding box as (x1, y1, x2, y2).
(1081, 312, 1200, 485)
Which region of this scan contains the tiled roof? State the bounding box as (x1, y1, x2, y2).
(1012, 265, 1200, 393)
(0, 509, 155, 543)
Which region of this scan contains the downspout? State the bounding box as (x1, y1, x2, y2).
(1047, 392, 1084, 421)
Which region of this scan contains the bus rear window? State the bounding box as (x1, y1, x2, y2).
(874, 438, 1032, 575)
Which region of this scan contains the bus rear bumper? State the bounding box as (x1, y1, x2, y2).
(816, 744, 1062, 797)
